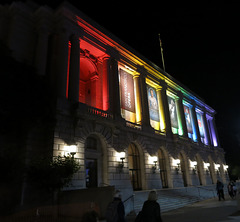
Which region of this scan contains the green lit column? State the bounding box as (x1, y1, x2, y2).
(159, 80, 172, 137)
(176, 92, 188, 138)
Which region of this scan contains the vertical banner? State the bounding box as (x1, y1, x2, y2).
(119, 69, 135, 113)
(184, 105, 193, 134)
(197, 112, 205, 138)
(167, 96, 178, 128)
(147, 85, 159, 122)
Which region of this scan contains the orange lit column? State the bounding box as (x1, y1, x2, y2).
(176, 92, 188, 138)
(56, 31, 70, 98)
(102, 56, 110, 111)
(191, 101, 202, 144)
(159, 81, 172, 137)
(108, 57, 122, 119)
(68, 34, 80, 102)
(133, 72, 142, 125)
(156, 86, 166, 132)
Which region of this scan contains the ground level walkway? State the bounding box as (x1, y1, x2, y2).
(161, 197, 239, 222)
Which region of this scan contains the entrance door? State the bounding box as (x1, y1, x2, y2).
(180, 154, 187, 187)
(158, 149, 168, 188)
(86, 159, 98, 188)
(128, 144, 142, 191)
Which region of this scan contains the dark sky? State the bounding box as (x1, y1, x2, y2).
(2, 1, 240, 160)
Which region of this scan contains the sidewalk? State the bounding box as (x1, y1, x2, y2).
(161, 197, 239, 222)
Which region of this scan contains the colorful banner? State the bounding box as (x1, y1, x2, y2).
(184, 105, 193, 134)
(119, 69, 135, 113)
(197, 112, 205, 138)
(168, 96, 178, 128)
(147, 85, 159, 122)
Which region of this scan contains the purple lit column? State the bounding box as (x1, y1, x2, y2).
(202, 111, 211, 146)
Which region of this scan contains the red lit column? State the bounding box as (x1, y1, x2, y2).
(102, 56, 110, 111)
(55, 31, 70, 98)
(176, 92, 188, 138)
(68, 35, 80, 102)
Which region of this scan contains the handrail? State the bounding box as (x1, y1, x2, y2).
(123, 194, 135, 204)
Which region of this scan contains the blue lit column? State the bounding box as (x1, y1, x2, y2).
(202, 110, 211, 146)
(191, 101, 202, 144)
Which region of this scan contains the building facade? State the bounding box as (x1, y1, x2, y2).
(0, 1, 228, 201)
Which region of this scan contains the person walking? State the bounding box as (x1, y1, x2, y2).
(135, 190, 163, 222)
(216, 180, 225, 201)
(105, 190, 126, 222)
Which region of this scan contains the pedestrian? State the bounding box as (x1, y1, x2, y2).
(228, 181, 234, 199)
(216, 180, 225, 201)
(135, 190, 163, 222)
(105, 190, 126, 222)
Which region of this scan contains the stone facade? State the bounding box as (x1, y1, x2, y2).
(0, 1, 228, 204)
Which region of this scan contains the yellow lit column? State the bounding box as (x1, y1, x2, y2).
(156, 86, 165, 132)
(159, 81, 172, 137)
(176, 92, 188, 138)
(133, 72, 142, 124)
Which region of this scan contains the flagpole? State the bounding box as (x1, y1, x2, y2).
(158, 33, 166, 72)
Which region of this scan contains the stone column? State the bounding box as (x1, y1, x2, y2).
(102, 56, 110, 111)
(133, 72, 142, 125)
(159, 81, 172, 137)
(212, 116, 221, 147)
(34, 29, 49, 75)
(68, 35, 80, 102)
(202, 111, 211, 146)
(108, 57, 122, 119)
(176, 92, 188, 138)
(139, 73, 153, 131)
(191, 101, 202, 144)
(55, 31, 70, 98)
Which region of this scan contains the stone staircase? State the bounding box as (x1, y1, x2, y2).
(133, 185, 217, 214)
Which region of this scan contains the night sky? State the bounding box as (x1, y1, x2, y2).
(2, 1, 240, 168)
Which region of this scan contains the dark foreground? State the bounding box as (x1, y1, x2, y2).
(126, 197, 239, 222)
(161, 198, 239, 222)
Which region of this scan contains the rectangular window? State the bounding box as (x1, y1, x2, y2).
(167, 96, 179, 134)
(147, 85, 160, 130)
(184, 105, 194, 139)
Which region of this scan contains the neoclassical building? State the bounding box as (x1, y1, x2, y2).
(0, 1, 228, 201)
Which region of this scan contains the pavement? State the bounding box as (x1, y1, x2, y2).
(161, 197, 239, 222)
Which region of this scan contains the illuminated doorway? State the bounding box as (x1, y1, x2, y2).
(158, 149, 168, 188)
(180, 153, 188, 187)
(85, 135, 105, 188)
(128, 143, 142, 191)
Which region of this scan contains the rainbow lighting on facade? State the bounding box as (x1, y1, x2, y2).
(0, 2, 228, 212)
